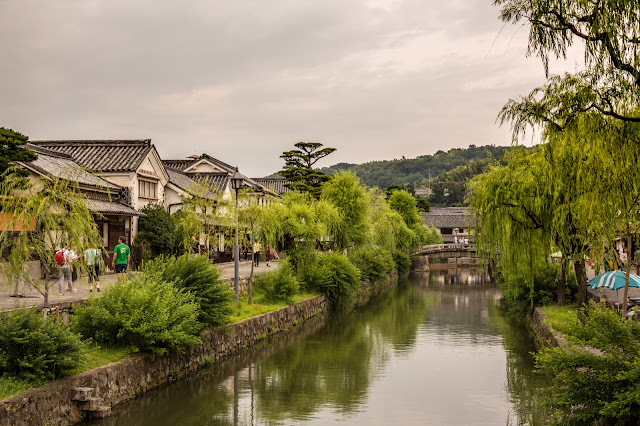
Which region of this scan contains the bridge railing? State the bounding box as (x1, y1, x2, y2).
(419, 243, 475, 252)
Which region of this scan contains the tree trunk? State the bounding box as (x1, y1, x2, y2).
(575, 259, 588, 310)
(44, 282, 49, 308)
(622, 233, 632, 319)
(557, 258, 566, 306)
(249, 232, 254, 305)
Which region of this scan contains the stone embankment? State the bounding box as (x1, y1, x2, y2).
(0, 276, 398, 426)
(528, 307, 603, 357)
(528, 307, 568, 350)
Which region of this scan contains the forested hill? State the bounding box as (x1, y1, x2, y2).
(319, 145, 512, 189)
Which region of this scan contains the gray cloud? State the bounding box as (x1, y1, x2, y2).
(0, 0, 577, 176)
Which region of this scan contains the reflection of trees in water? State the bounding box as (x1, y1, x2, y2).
(91, 367, 236, 426)
(486, 303, 551, 425)
(253, 280, 434, 423)
(88, 271, 546, 425)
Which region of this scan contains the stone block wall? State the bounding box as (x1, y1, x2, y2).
(0, 296, 328, 426)
(0, 275, 398, 426)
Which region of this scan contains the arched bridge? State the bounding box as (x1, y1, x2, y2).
(417, 243, 477, 255)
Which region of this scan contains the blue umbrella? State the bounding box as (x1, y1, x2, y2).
(588, 271, 640, 290)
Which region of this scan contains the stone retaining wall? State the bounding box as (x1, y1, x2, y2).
(0, 277, 397, 426)
(528, 307, 568, 351)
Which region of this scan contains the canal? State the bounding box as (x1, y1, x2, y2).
(89, 268, 550, 425)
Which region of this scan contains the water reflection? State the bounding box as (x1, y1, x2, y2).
(89, 269, 549, 426)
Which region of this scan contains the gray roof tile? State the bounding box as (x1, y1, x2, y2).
(420, 207, 475, 229)
(30, 140, 153, 172)
(85, 199, 145, 216)
(21, 144, 119, 191)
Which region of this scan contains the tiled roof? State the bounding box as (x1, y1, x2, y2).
(85, 199, 145, 216)
(29, 140, 153, 172)
(162, 154, 236, 174)
(190, 173, 230, 193)
(252, 178, 292, 195)
(20, 144, 119, 191)
(166, 168, 218, 199)
(420, 207, 475, 229)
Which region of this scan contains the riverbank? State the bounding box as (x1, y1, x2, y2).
(0, 260, 276, 313)
(0, 275, 398, 425)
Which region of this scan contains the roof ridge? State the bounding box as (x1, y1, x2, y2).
(31, 139, 151, 146)
(25, 143, 73, 159)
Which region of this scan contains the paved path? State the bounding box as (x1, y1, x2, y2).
(0, 259, 279, 312)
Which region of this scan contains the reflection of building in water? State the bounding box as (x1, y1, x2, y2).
(427, 268, 490, 286)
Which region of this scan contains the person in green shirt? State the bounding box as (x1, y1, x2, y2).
(112, 236, 131, 280)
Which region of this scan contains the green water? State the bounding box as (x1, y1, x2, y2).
(89, 268, 549, 425)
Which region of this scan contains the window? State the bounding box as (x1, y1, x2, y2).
(138, 179, 157, 199)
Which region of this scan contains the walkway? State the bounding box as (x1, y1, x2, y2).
(0, 259, 279, 312)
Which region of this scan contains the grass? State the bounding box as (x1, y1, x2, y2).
(229, 290, 319, 324)
(542, 304, 579, 336)
(0, 345, 132, 400)
(0, 288, 318, 400)
(0, 375, 42, 400)
(64, 344, 133, 376)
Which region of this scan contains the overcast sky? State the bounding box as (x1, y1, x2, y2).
(0, 0, 582, 177)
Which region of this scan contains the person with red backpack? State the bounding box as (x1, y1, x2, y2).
(56, 245, 72, 295)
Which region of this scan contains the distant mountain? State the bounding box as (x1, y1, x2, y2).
(318, 145, 512, 190)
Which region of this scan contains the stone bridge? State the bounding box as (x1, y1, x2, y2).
(417, 243, 477, 255)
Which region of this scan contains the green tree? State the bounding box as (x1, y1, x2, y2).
(495, 0, 640, 136)
(0, 173, 103, 306)
(280, 142, 336, 198)
(173, 208, 203, 254)
(388, 190, 420, 228)
(0, 127, 37, 182)
(237, 189, 272, 304)
(556, 115, 640, 317)
(321, 171, 370, 251)
(134, 203, 176, 258)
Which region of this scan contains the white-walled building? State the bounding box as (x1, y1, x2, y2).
(30, 140, 168, 248)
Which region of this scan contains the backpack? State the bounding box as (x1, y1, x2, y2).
(55, 250, 65, 266)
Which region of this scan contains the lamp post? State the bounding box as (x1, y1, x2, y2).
(231, 168, 244, 302)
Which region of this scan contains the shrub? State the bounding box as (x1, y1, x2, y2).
(536, 301, 640, 424)
(499, 262, 576, 320)
(392, 250, 412, 275)
(145, 255, 234, 327)
(315, 253, 361, 310)
(348, 246, 394, 282)
(0, 308, 84, 381)
(297, 251, 333, 292)
(73, 275, 201, 354)
(254, 261, 299, 303)
(285, 245, 317, 275)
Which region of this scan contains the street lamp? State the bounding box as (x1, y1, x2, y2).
(231, 167, 244, 302)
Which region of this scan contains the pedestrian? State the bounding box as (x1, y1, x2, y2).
(620, 247, 628, 272)
(56, 245, 73, 294)
(69, 245, 80, 292)
(265, 244, 273, 267)
(112, 236, 131, 281)
(191, 236, 201, 256)
(84, 246, 102, 292)
(253, 241, 261, 267)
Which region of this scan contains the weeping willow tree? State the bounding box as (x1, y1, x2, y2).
(258, 191, 339, 254)
(179, 179, 233, 254)
(495, 0, 640, 135)
(0, 172, 103, 307)
(469, 147, 553, 310)
(552, 115, 640, 317)
(320, 171, 370, 251)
